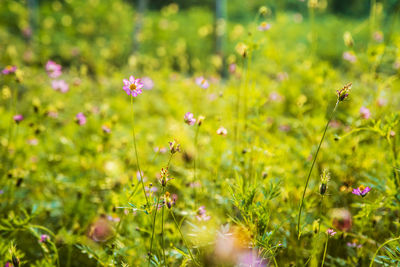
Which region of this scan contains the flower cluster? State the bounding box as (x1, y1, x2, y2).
(164, 192, 176, 209)
(327, 228, 336, 237)
(217, 126, 228, 136)
(51, 80, 69, 93)
(160, 167, 173, 187)
(196, 206, 211, 221)
(184, 112, 196, 125)
(46, 60, 62, 78)
(258, 22, 271, 31)
(336, 82, 352, 102)
(2, 65, 17, 75)
(169, 139, 181, 154)
(39, 234, 50, 243)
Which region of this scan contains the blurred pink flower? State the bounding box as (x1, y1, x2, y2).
(141, 77, 154, 90)
(327, 228, 336, 237)
(196, 206, 211, 221)
(184, 112, 196, 125)
(359, 106, 371, 119)
(258, 22, 271, 31)
(39, 234, 49, 243)
(217, 126, 228, 136)
(352, 185, 371, 197)
(2, 65, 17, 75)
(13, 114, 24, 123)
(76, 113, 86, 125)
(51, 80, 69, 93)
(195, 76, 209, 89)
(46, 60, 62, 78)
(122, 76, 143, 97)
(343, 51, 357, 63)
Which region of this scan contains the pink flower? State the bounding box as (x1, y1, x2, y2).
(141, 77, 154, 90)
(373, 31, 383, 42)
(46, 60, 62, 78)
(196, 206, 211, 221)
(229, 63, 236, 74)
(258, 21, 271, 31)
(216, 126, 228, 136)
(343, 51, 357, 63)
(39, 234, 50, 243)
(352, 185, 371, 197)
(122, 76, 143, 97)
(327, 228, 336, 237)
(195, 76, 209, 89)
(184, 112, 196, 126)
(76, 112, 86, 125)
(51, 80, 69, 93)
(2, 65, 17, 75)
(359, 106, 371, 119)
(13, 114, 24, 123)
(102, 125, 111, 133)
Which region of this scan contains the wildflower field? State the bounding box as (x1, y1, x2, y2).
(1, 0, 400, 266)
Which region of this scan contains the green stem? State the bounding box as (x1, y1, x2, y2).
(193, 125, 200, 204)
(297, 100, 339, 238)
(321, 235, 329, 267)
(148, 191, 162, 266)
(130, 95, 149, 208)
(161, 204, 166, 266)
(170, 211, 197, 265)
(369, 236, 400, 267)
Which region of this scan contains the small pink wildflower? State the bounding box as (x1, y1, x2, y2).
(122, 76, 143, 97)
(39, 234, 50, 243)
(102, 125, 111, 133)
(13, 114, 24, 123)
(373, 31, 383, 42)
(195, 76, 209, 89)
(51, 80, 69, 93)
(352, 185, 371, 197)
(216, 126, 228, 136)
(258, 21, 271, 31)
(196, 206, 211, 221)
(46, 60, 62, 78)
(359, 106, 371, 119)
(327, 228, 336, 237)
(229, 63, 236, 74)
(184, 112, 196, 125)
(2, 65, 17, 75)
(343, 51, 357, 63)
(76, 112, 86, 126)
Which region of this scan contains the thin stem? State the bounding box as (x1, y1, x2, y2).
(161, 203, 166, 266)
(369, 236, 400, 267)
(321, 235, 329, 267)
(170, 211, 197, 265)
(130, 95, 149, 207)
(193, 125, 200, 204)
(297, 100, 339, 238)
(148, 192, 162, 266)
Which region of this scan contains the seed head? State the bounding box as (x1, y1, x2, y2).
(336, 82, 352, 102)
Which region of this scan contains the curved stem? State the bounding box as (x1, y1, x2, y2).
(130, 95, 149, 208)
(170, 211, 197, 266)
(321, 235, 329, 267)
(369, 236, 400, 267)
(297, 100, 339, 238)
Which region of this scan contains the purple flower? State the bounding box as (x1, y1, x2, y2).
(51, 80, 69, 93)
(347, 241, 362, 248)
(336, 83, 352, 102)
(141, 77, 154, 90)
(327, 228, 336, 237)
(359, 106, 371, 119)
(39, 234, 49, 243)
(13, 114, 24, 123)
(76, 112, 86, 125)
(196, 206, 211, 222)
(184, 112, 196, 126)
(5, 262, 12, 267)
(2, 65, 17, 75)
(343, 51, 357, 63)
(229, 63, 236, 74)
(258, 21, 271, 31)
(352, 185, 371, 197)
(195, 76, 209, 89)
(238, 250, 267, 267)
(46, 60, 62, 78)
(122, 76, 143, 97)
